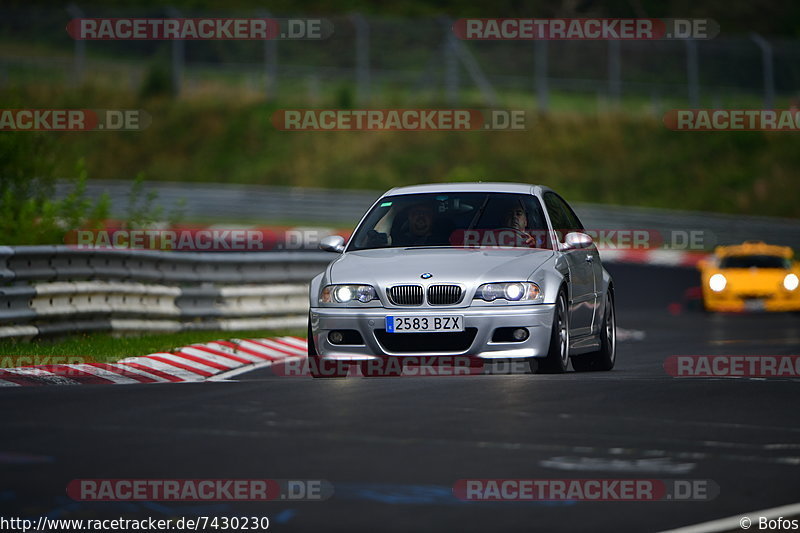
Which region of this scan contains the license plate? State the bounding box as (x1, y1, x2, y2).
(744, 299, 765, 311)
(385, 315, 464, 333)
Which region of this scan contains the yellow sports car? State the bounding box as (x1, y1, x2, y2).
(699, 241, 800, 312)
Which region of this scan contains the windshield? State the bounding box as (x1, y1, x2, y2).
(719, 255, 791, 269)
(348, 192, 552, 251)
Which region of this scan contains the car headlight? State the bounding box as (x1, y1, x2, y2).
(784, 273, 799, 291)
(709, 273, 727, 292)
(475, 282, 543, 303)
(320, 284, 377, 304)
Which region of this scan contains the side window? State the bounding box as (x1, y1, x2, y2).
(543, 192, 570, 242)
(544, 192, 584, 239)
(560, 197, 584, 232)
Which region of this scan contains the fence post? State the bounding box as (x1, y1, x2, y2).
(686, 39, 699, 107)
(750, 33, 775, 109)
(608, 39, 621, 107)
(534, 39, 549, 112)
(442, 20, 459, 106)
(258, 10, 277, 100)
(166, 7, 184, 97)
(66, 4, 85, 86)
(351, 14, 370, 105)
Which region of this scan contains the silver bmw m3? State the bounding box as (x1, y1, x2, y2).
(307, 182, 615, 376)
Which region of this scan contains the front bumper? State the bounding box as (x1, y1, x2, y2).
(309, 304, 555, 360)
(702, 291, 800, 312)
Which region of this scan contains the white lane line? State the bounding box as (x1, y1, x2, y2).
(658, 501, 800, 533)
(207, 360, 277, 381)
(617, 327, 646, 341)
(208, 356, 306, 381)
(540, 456, 695, 474)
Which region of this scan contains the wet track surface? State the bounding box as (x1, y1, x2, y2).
(1, 264, 799, 532)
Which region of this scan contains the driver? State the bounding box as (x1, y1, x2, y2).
(504, 203, 528, 232)
(397, 203, 437, 246)
(499, 200, 540, 247)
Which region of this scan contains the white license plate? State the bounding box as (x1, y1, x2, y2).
(385, 315, 464, 333)
(744, 299, 765, 311)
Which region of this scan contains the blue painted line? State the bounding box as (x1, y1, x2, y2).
(273, 509, 296, 523)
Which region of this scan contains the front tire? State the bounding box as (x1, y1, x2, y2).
(571, 292, 616, 372)
(532, 290, 570, 374)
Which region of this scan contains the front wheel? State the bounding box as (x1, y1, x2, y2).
(571, 292, 616, 372)
(532, 290, 570, 374)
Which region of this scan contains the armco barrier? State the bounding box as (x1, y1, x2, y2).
(0, 247, 332, 339)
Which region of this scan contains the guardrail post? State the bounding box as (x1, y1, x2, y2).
(750, 33, 775, 109)
(686, 39, 699, 107)
(66, 4, 85, 86)
(608, 39, 621, 107)
(442, 19, 459, 106)
(167, 7, 184, 97)
(351, 13, 370, 105)
(534, 39, 549, 112)
(258, 10, 278, 100)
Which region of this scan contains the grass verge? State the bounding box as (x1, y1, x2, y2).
(0, 329, 306, 367)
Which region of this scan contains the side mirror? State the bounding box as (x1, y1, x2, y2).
(562, 232, 593, 250)
(319, 235, 346, 253)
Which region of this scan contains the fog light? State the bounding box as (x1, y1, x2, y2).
(329, 331, 344, 344)
(512, 328, 529, 341)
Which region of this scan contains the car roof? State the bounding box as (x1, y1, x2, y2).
(383, 182, 552, 196)
(715, 241, 793, 259)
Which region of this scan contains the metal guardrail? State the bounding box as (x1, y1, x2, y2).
(0, 246, 332, 339)
(62, 180, 800, 249)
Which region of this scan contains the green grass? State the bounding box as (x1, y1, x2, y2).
(0, 329, 306, 367)
(5, 83, 800, 222)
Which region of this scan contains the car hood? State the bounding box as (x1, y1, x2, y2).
(328, 247, 554, 286)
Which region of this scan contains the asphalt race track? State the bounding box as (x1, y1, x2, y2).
(1, 263, 799, 532)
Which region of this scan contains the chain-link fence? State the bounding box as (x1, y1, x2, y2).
(2, 6, 799, 111)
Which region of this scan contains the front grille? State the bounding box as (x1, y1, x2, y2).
(387, 285, 424, 306)
(375, 328, 478, 353)
(427, 284, 463, 305)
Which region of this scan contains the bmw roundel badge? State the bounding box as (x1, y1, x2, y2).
(421, 273, 433, 279)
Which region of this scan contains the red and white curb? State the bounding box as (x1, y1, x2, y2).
(0, 336, 308, 387)
(599, 249, 708, 268)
